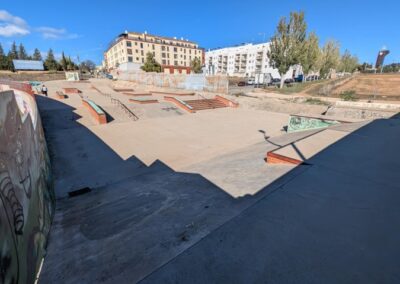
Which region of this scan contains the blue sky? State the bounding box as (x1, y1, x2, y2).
(1, 0, 399, 65)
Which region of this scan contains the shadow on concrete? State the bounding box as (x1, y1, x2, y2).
(36, 94, 400, 283)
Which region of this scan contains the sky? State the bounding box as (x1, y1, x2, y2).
(0, 0, 399, 65)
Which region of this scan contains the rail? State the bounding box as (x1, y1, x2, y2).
(91, 84, 139, 121)
(110, 97, 139, 121)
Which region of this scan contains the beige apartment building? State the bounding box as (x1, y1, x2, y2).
(104, 31, 204, 74)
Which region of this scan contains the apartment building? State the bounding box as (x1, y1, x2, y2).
(104, 31, 204, 74)
(205, 42, 301, 79)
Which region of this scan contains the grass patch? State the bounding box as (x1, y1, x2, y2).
(268, 81, 321, 95)
(340, 90, 358, 101)
(304, 98, 330, 106)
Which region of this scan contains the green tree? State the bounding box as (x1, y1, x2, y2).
(18, 43, 28, 60)
(7, 41, 18, 70)
(319, 40, 340, 78)
(60, 51, 68, 70)
(141, 52, 161, 72)
(44, 49, 59, 71)
(339, 50, 359, 73)
(9, 41, 18, 59)
(0, 43, 7, 70)
(299, 32, 320, 82)
(268, 11, 307, 88)
(190, 57, 202, 73)
(32, 48, 42, 61)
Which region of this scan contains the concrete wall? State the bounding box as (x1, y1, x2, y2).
(0, 71, 66, 82)
(0, 83, 55, 283)
(116, 71, 229, 93)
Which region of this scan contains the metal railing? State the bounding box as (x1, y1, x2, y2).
(91, 85, 139, 121)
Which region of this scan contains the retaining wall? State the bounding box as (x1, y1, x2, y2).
(117, 71, 229, 93)
(0, 83, 54, 283)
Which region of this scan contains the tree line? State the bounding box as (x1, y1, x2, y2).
(0, 41, 95, 72)
(268, 11, 360, 88)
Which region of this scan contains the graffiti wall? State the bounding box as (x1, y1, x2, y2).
(0, 85, 54, 284)
(117, 71, 229, 93)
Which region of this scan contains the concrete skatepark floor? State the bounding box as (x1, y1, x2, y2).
(37, 79, 400, 283)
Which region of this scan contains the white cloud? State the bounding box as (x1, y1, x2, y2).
(36, 26, 79, 40)
(0, 10, 29, 37)
(0, 10, 79, 40)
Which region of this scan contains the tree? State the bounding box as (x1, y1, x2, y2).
(319, 40, 340, 79)
(80, 60, 96, 73)
(299, 32, 320, 81)
(6, 41, 18, 71)
(18, 43, 28, 60)
(32, 48, 42, 61)
(141, 52, 161, 72)
(268, 11, 307, 88)
(60, 52, 68, 70)
(9, 41, 18, 59)
(0, 43, 7, 70)
(190, 57, 202, 73)
(339, 50, 359, 73)
(44, 49, 59, 71)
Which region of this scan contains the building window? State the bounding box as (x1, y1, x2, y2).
(162, 53, 166, 58)
(127, 41, 132, 47)
(174, 47, 177, 52)
(135, 42, 137, 46)
(141, 50, 144, 56)
(174, 61, 178, 66)
(152, 44, 155, 50)
(142, 58, 144, 63)
(174, 54, 177, 59)
(127, 49, 132, 55)
(140, 43, 143, 48)
(162, 46, 165, 51)
(128, 56, 133, 62)
(162, 59, 166, 65)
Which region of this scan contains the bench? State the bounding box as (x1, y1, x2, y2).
(82, 99, 107, 124)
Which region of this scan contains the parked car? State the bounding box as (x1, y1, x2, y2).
(306, 75, 319, 81)
(284, 78, 294, 84)
(268, 78, 281, 87)
(105, 74, 113, 79)
(237, 81, 246, 86)
(247, 78, 255, 85)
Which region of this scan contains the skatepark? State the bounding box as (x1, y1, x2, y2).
(1, 78, 400, 283)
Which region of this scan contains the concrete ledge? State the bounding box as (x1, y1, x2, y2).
(113, 88, 134, 92)
(164, 96, 195, 113)
(82, 99, 107, 124)
(63, 88, 81, 94)
(129, 98, 158, 104)
(265, 151, 303, 165)
(123, 92, 152, 96)
(152, 91, 195, 96)
(335, 100, 400, 111)
(215, 95, 239, 108)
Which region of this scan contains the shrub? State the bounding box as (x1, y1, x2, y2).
(340, 90, 358, 101)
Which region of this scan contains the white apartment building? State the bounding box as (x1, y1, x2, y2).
(205, 42, 301, 79)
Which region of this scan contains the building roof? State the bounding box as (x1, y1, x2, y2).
(13, 60, 44, 71)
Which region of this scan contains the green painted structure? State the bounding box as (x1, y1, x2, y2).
(287, 115, 340, 133)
